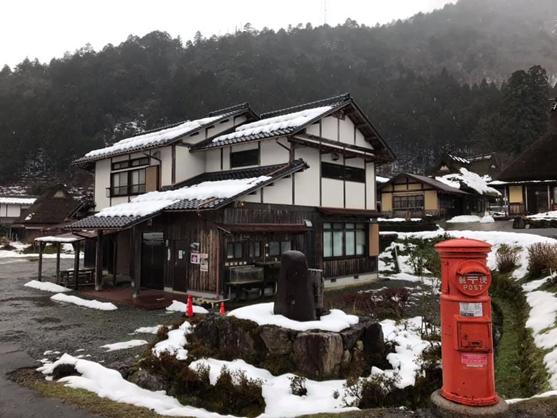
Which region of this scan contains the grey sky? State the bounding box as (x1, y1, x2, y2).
(1, 0, 457, 68)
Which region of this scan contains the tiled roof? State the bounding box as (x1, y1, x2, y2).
(67, 160, 308, 230)
(192, 94, 352, 151)
(73, 104, 252, 165)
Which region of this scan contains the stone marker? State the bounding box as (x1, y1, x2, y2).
(274, 251, 317, 321)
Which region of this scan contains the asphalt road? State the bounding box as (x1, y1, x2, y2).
(0, 257, 183, 417)
(442, 219, 557, 239)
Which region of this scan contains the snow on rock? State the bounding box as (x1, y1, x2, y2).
(446, 215, 482, 223)
(529, 211, 557, 220)
(372, 316, 432, 388)
(95, 177, 270, 218)
(212, 106, 332, 144)
(166, 300, 209, 314)
(152, 321, 192, 361)
(51, 293, 118, 311)
(134, 325, 163, 334)
(480, 215, 495, 223)
(377, 218, 422, 222)
(38, 354, 235, 418)
(101, 340, 148, 352)
(85, 115, 221, 159)
(376, 176, 390, 184)
(437, 168, 500, 196)
(228, 302, 358, 332)
(189, 358, 357, 418)
(24, 280, 71, 293)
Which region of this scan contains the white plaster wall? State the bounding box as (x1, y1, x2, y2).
(260, 139, 290, 166)
(205, 150, 221, 172)
(242, 190, 261, 203)
(366, 162, 376, 210)
(346, 182, 365, 209)
(321, 153, 344, 165)
(112, 155, 128, 163)
(321, 178, 344, 208)
(6, 205, 20, 217)
(175, 146, 205, 183)
(305, 122, 320, 137)
(0, 204, 5, 217)
(111, 196, 129, 206)
(324, 272, 379, 289)
(321, 116, 338, 141)
(262, 178, 292, 205)
(355, 129, 372, 149)
(94, 159, 111, 211)
(159, 146, 173, 186)
(344, 157, 364, 168)
(294, 147, 320, 207)
(339, 117, 356, 145)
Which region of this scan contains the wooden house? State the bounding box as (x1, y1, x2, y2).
(492, 100, 557, 215)
(11, 184, 90, 243)
(428, 153, 501, 178)
(0, 195, 36, 225)
(67, 94, 396, 298)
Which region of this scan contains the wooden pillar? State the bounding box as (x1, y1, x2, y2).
(112, 235, 118, 288)
(133, 228, 140, 298)
(73, 242, 80, 290)
(38, 242, 44, 281)
(55, 242, 61, 284)
(95, 230, 103, 291)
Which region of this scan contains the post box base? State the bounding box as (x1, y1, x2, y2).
(431, 390, 509, 418)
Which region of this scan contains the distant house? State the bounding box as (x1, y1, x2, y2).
(68, 94, 396, 297)
(11, 184, 91, 242)
(0, 196, 36, 225)
(494, 100, 557, 215)
(428, 153, 501, 178)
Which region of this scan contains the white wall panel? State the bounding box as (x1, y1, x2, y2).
(175, 146, 205, 183)
(205, 150, 221, 172)
(321, 116, 338, 141)
(262, 178, 292, 205)
(260, 139, 290, 166)
(159, 146, 173, 186)
(94, 159, 111, 211)
(321, 179, 344, 208)
(366, 162, 376, 210)
(346, 182, 365, 209)
(294, 147, 320, 207)
(339, 117, 356, 145)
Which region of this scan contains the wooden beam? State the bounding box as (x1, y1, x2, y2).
(112, 235, 118, 288)
(38, 242, 44, 281)
(132, 228, 140, 298)
(73, 242, 80, 290)
(95, 230, 103, 291)
(55, 243, 61, 285)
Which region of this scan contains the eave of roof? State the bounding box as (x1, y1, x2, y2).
(379, 173, 470, 195)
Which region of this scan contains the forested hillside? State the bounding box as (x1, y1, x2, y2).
(1, 0, 556, 188)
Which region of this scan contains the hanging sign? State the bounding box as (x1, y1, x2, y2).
(190, 253, 200, 264)
(200, 253, 209, 272)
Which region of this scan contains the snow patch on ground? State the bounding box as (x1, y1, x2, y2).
(166, 300, 209, 314)
(152, 321, 191, 361)
(24, 280, 71, 293)
(101, 340, 148, 352)
(51, 293, 118, 311)
(377, 218, 422, 222)
(228, 302, 359, 332)
(38, 354, 235, 418)
(446, 215, 482, 223)
(134, 325, 163, 334)
(189, 358, 357, 418)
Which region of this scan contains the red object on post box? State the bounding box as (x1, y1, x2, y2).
(434, 238, 499, 407)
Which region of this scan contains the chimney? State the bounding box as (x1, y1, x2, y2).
(550, 99, 557, 133)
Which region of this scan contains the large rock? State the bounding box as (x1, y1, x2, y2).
(340, 321, 367, 350)
(362, 321, 386, 366)
(260, 325, 293, 355)
(293, 332, 343, 379)
(190, 314, 220, 348)
(128, 369, 168, 392)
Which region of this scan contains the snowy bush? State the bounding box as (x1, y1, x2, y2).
(496, 244, 522, 273)
(289, 375, 308, 396)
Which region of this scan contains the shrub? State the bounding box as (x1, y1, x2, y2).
(527, 243, 557, 278)
(496, 244, 521, 273)
(289, 375, 308, 396)
(342, 373, 402, 409)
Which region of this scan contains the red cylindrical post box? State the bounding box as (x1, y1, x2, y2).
(435, 238, 499, 406)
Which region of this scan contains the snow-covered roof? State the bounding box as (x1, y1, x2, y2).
(0, 196, 36, 205)
(376, 176, 390, 184)
(447, 154, 470, 164)
(68, 160, 308, 230)
(436, 168, 500, 196)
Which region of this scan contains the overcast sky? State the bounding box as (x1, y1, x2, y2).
(0, 0, 457, 68)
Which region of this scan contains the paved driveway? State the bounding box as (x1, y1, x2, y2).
(0, 257, 182, 417)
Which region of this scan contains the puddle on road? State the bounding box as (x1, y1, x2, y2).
(0, 296, 52, 307)
(32, 317, 62, 324)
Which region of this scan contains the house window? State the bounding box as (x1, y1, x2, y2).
(321, 162, 365, 183)
(393, 195, 424, 210)
(231, 149, 259, 168)
(227, 242, 243, 259)
(112, 157, 149, 171)
(249, 242, 261, 258)
(269, 241, 291, 257)
(323, 223, 366, 258)
(111, 168, 146, 196)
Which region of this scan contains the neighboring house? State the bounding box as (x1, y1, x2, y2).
(379, 169, 499, 220)
(11, 184, 90, 242)
(493, 100, 557, 216)
(428, 153, 501, 178)
(68, 94, 396, 297)
(0, 196, 36, 225)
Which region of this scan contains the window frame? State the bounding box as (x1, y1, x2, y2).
(268, 240, 292, 257)
(392, 194, 425, 211)
(110, 167, 147, 197)
(112, 156, 149, 171)
(323, 222, 367, 259)
(321, 162, 365, 183)
(230, 148, 260, 168)
(226, 242, 244, 260)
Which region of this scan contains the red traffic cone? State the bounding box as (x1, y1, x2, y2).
(219, 302, 225, 315)
(186, 294, 194, 317)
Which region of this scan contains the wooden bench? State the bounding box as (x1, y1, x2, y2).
(61, 268, 95, 287)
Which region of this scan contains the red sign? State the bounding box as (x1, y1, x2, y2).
(461, 353, 487, 368)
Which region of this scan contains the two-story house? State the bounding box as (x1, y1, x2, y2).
(68, 94, 395, 298)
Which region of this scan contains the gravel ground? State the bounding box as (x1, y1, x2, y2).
(0, 257, 183, 367)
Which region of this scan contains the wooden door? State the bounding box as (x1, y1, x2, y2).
(173, 240, 189, 292)
(140, 233, 165, 290)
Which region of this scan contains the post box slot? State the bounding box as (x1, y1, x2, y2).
(457, 322, 491, 352)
